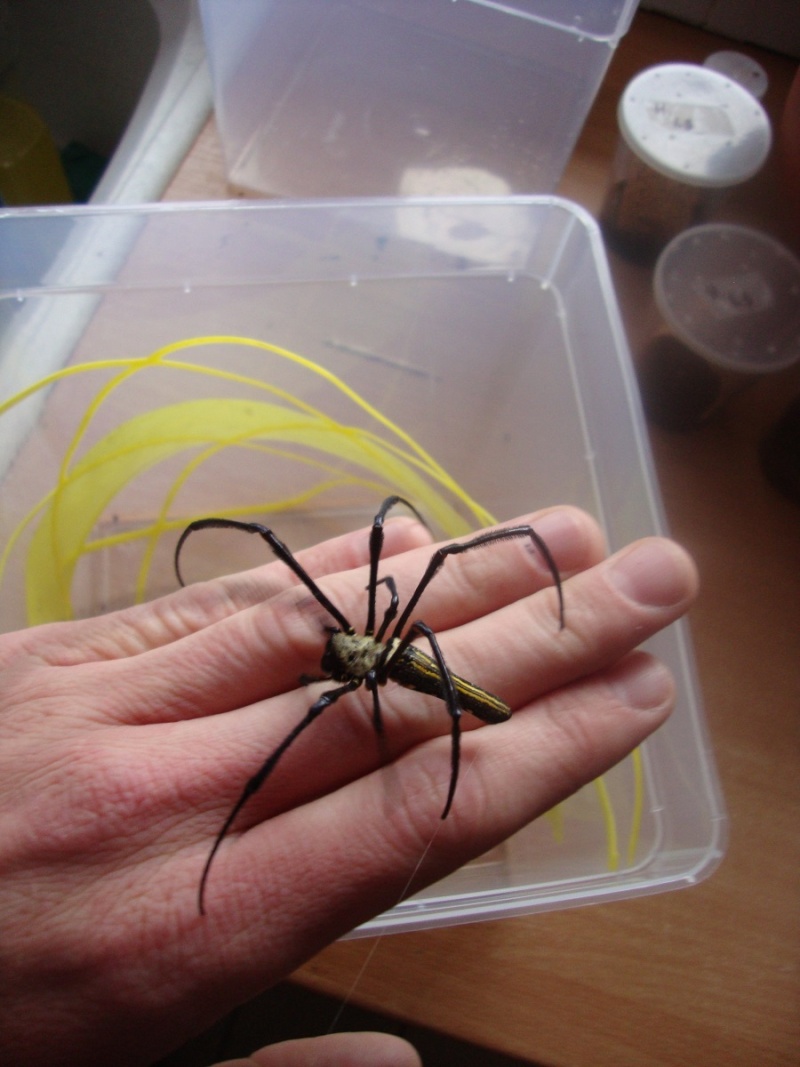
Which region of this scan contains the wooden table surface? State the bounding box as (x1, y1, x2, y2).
(166, 13, 800, 1066)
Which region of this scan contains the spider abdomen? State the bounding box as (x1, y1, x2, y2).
(389, 643, 511, 724)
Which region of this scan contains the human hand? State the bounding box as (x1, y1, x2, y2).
(0, 507, 697, 1066)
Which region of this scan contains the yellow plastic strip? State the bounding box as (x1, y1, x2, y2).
(593, 775, 620, 871)
(627, 746, 644, 866)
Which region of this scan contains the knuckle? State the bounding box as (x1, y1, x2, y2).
(253, 585, 340, 679)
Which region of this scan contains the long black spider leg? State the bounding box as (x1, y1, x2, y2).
(365, 496, 429, 636)
(391, 620, 463, 820)
(364, 671, 392, 786)
(374, 575, 399, 644)
(197, 678, 361, 915)
(364, 672, 385, 736)
(344, 674, 391, 827)
(175, 517, 352, 632)
(390, 525, 565, 643)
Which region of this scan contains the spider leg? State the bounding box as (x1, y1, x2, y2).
(175, 517, 351, 632)
(364, 673, 395, 786)
(364, 670, 385, 737)
(197, 677, 360, 914)
(390, 524, 565, 642)
(374, 575, 399, 643)
(394, 620, 463, 820)
(365, 496, 428, 636)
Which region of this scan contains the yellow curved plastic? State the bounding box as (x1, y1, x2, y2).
(0, 336, 492, 623)
(25, 398, 475, 624)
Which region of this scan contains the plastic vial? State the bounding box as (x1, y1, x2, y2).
(639, 224, 800, 430)
(703, 51, 768, 100)
(601, 64, 772, 263)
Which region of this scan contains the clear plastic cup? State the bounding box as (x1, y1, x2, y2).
(638, 224, 800, 430)
(703, 51, 768, 100)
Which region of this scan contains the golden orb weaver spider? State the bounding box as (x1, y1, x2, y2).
(175, 496, 564, 914)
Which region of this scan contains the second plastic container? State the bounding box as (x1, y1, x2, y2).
(200, 0, 640, 198)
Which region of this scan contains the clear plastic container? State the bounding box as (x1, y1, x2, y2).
(639, 224, 800, 430)
(601, 64, 772, 262)
(0, 197, 725, 933)
(199, 0, 639, 198)
(703, 51, 768, 100)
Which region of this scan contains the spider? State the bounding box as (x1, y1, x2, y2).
(175, 495, 564, 914)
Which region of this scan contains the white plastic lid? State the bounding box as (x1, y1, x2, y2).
(654, 224, 800, 373)
(618, 63, 772, 188)
(703, 51, 768, 100)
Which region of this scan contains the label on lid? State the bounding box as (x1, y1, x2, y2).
(647, 100, 734, 138)
(691, 270, 773, 320)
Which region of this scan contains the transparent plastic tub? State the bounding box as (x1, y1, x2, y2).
(0, 197, 725, 933)
(199, 0, 639, 198)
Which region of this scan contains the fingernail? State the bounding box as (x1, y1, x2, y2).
(609, 654, 674, 712)
(607, 539, 692, 607)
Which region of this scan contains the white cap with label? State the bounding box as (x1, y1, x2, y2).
(618, 63, 772, 188)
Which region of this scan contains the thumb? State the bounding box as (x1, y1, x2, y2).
(215, 1030, 422, 1067)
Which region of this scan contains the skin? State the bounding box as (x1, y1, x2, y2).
(0, 506, 698, 1067)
